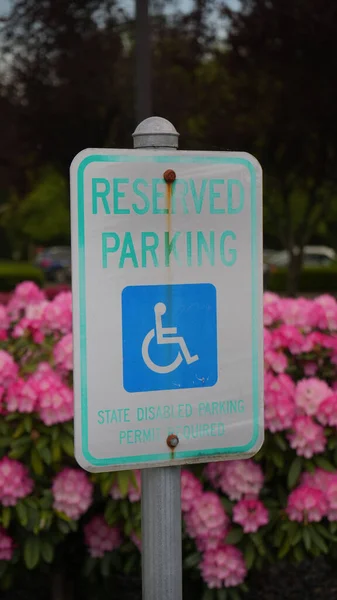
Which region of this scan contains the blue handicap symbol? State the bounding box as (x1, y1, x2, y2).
(121, 283, 218, 393)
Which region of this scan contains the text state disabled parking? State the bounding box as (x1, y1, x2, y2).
(70, 149, 264, 471)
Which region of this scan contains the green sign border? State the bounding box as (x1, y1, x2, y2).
(76, 154, 261, 466)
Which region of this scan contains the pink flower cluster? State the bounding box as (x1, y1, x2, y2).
(53, 333, 73, 372)
(182, 466, 268, 588)
(184, 491, 230, 551)
(52, 468, 93, 520)
(263, 293, 337, 332)
(263, 294, 337, 459)
(0, 527, 14, 560)
(205, 459, 264, 500)
(287, 468, 337, 522)
(233, 498, 269, 533)
(6, 283, 72, 342)
(0, 457, 33, 506)
(84, 515, 121, 557)
(3, 362, 73, 424)
(0, 351, 18, 389)
(200, 544, 247, 588)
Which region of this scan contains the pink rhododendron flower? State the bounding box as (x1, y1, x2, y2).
(7, 282, 46, 320)
(0, 305, 9, 340)
(301, 331, 331, 353)
(326, 479, 337, 520)
(181, 469, 203, 513)
(232, 498, 269, 533)
(0, 527, 14, 560)
(301, 468, 332, 492)
(263, 293, 283, 326)
(314, 295, 337, 331)
(52, 468, 93, 520)
(217, 460, 264, 500)
(0, 457, 33, 506)
(264, 328, 272, 352)
(6, 377, 38, 413)
(204, 461, 226, 489)
(295, 378, 331, 416)
(12, 302, 48, 343)
(286, 485, 328, 522)
(281, 297, 317, 331)
(200, 544, 247, 588)
(288, 416, 326, 458)
(110, 470, 141, 503)
(84, 515, 121, 557)
(272, 324, 305, 354)
(316, 394, 337, 427)
(264, 372, 295, 432)
(0, 351, 18, 389)
(264, 349, 288, 373)
(43, 292, 72, 334)
(31, 364, 73, 425)
(185, 492, 230, 551)
(54, 333, 73, 371)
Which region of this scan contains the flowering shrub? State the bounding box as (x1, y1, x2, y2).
(1, 283, 337, 599)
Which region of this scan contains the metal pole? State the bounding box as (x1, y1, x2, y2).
(132, 117, 182, 600)
(135, 0, 152, 122)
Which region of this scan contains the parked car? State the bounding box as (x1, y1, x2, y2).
(34, 246, 71, 283)
(267, 246, 337, 268)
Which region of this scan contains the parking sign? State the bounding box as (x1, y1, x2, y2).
(70, 149, 264, 471)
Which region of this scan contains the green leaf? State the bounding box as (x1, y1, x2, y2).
(13, 422, 25, 439)
(278, 537, 291, 559)
(8, 446, 28, 459)
(217, 590, 227, 600)
(15, 503, 28, 526)
(293, 545, 305, 562)
(310, 527, 328, 553)
(228, 590, 241, 600)
(287, 457, 303, 489)
(31, 448, 44, 475)
(41, 541, 54, 564)
(23, 415, 33, 433)
(251, 532, 266, 556)
(201, 590, 214, 600)
(303, 528, 311, 551)
(104, 499, 117, 525)
(274, 434, 287, 451)
(100, 553, 110, 577)
(117, 471, 131, 498)
(272, 449, 284, 469)
(24, 536, 40, 570)
(314, 457, 336, 472)
(183, 552, 200, 569)
(225, 527, 244, 545)
(51, 441, 61, 463)
(39, 447, 52, 465)
(244, 540, 255, 569)
(2, 507, 10, 528)
(60, 434, 74, 457)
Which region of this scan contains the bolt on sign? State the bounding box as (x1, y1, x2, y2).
(70, 149, 264, 472)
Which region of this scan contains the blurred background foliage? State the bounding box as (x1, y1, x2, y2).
(0, 0, 337, 293)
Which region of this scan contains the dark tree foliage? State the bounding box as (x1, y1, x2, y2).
(1, 0, 337, 291)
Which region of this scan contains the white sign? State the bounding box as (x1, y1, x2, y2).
(70, 149, 264, 471)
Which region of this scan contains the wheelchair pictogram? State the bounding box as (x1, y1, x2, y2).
(121, 283, 217, 393)
(141, 302, 199, 374)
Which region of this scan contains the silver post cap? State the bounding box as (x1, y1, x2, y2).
(132, 116, 179, 149)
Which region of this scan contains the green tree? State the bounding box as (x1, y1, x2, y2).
(1, 167, 70, 257)
(219, 0, 337, 293)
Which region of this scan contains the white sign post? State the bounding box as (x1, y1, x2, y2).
(70, 116, 264, 600)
